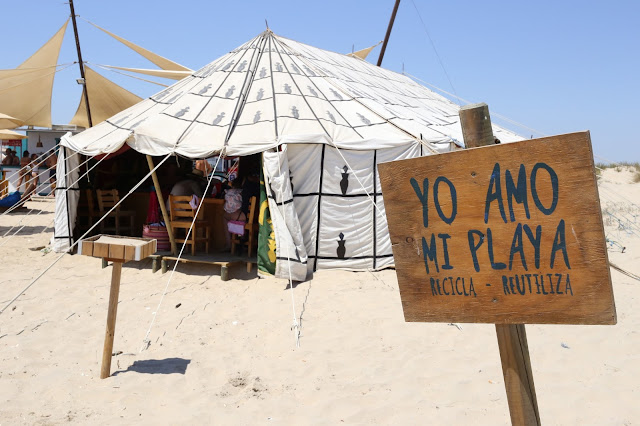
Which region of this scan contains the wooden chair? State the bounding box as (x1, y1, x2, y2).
(231, 196, 259, 257)
(96, 189, 136, 235)
(169, 195, 210, 256)
(0, 179, 8, 198)
(76, 189, 97, 236)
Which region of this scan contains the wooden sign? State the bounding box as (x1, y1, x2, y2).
(379, 131, 616, 325)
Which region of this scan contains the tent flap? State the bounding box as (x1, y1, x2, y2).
(263, 148, 308, 281)
(51, 146, 80, 253)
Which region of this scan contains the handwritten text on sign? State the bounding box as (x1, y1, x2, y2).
(378, 132, 616, 324)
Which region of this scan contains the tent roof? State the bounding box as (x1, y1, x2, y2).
(63, 30, 521, 158)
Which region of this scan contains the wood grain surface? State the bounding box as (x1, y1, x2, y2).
(379, 132, 616, 324)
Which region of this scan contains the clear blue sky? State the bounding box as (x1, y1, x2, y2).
(2, 0, 638, 161)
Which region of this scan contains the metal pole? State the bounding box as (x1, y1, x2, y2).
(69, 0, 93, 128)
(377, 0, 401, 67)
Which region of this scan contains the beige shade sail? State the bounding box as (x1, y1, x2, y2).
(87, 20, 191, 72)
(70, 66, 143, 128)
(0, 113, 24, 129)
(347, 41, 382, 60)
(96, 64, 191, 80)
(0, 129, 26, 140)
(0, 21, 68, 127)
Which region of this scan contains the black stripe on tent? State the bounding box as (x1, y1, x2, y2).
(293, 192, 382, 198)
(373, 149, 377, 269)
(310, 254, 393, 260)
(313, 144, 326, 271)
(268, 35, 279, 139)
(63, 147, 73, 247)
(266, 195, 294, 206)
(275, 256, 307, 264)
(243, 96, 274, 105)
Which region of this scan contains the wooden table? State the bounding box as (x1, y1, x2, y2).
(203, 198, 226, 251)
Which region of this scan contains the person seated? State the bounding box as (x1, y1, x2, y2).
(165, 169, 207, 213)
(0, 179, 37, 208)
(240, 172, 260, 217)
(223, 178, 245, 251)
(16, 150, 31, 192)
(45, 151, 58, 194)
(195, 159, 212, 176)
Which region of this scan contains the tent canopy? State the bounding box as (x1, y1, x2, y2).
(63, 30, 521, 158)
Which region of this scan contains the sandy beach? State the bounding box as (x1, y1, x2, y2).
(0, 166, 638, 425)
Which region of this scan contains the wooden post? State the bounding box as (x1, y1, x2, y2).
(146, 155, 177, 255)
(100, 261, 123, 379)
(496, 324, 541, 425)
(459, 102, 496, 148)
(458, 103, 541, 426)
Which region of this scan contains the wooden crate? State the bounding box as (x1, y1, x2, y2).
(78, 234, 157, 262)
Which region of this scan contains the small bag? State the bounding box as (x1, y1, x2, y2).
(227, 220, 246, 235)
(227, 211, 246, 235)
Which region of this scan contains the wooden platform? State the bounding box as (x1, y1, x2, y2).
(161, 253, 256, 281)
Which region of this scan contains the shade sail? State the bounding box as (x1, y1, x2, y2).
(0, 129, 26, 139)
(0, 113, 24, 129)
(63, 30, 522, 158)
(347, 41, 382, 60)
(70, 66, 143, 128)
(88, 20, 191, 72)
(0, 21, 68, 127)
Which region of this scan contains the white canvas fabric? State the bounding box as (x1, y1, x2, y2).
(263, 147, 308, 281)
(51, 147, 80, 253)
(62, 30, 521, 158)
(286, 142, 423, 273)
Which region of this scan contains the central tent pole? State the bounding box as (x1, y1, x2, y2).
(377, 0, 401, 66)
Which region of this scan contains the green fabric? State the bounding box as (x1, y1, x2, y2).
(257, 154, 276, 275)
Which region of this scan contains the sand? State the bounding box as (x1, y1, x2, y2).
(0, 167, 638, 425)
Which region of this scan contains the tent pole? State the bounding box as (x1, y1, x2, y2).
(146, 155, 177, 255)
(377, 0, 401, 67)
(68, 0, 93, 127)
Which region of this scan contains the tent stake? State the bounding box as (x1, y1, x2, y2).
(146, 155, 177, 255)
(459, 102, 541, 426)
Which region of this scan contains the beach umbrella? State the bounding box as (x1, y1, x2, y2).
(0, 128, 26, 140)
(0, 113, 24, 129)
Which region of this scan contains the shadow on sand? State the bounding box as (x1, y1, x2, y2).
(113, 358, 191, 376)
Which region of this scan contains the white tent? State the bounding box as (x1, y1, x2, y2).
(57, 30, 521, 279)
